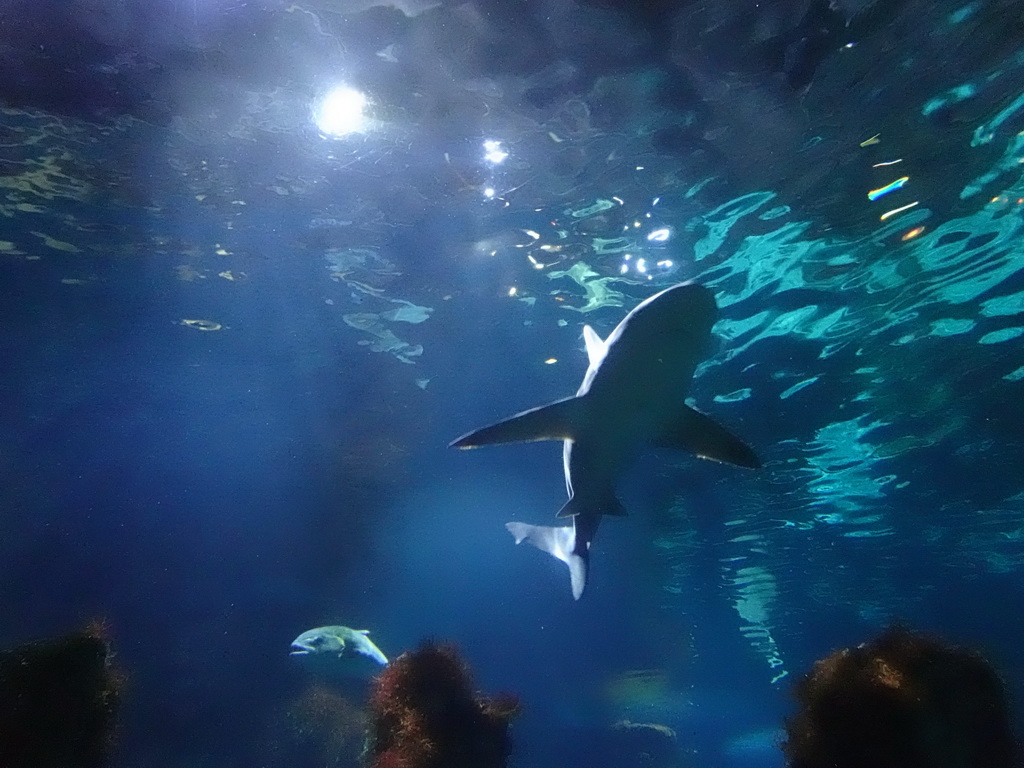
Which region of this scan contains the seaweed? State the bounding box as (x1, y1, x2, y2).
(365, 642, 519, 768)
(0, 622, 123, 768)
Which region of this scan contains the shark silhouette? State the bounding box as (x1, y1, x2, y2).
(451, 282, 759, 599)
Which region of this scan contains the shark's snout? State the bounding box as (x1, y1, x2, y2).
(289, 643, 313, 655)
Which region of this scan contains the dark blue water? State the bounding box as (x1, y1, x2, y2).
(2, 1, 1024, 766)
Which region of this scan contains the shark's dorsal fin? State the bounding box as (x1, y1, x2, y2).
(582, 325, 607, 368)
(655, 405, 761, 469)
(450, 397, 584, 448)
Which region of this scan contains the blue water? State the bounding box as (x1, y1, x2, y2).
(2, 0, 1024, 766)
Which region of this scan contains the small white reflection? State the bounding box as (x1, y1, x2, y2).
(483, 140, 508, 164)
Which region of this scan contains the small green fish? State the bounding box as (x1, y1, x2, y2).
(290, 625, 388, 665)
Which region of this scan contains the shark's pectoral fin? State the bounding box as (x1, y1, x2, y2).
(657, 405, 761, 469)
(582, 325, 608, 368)
(450, 397, 583, 448)
(556, 494, 627, 518)
(506, 522, 588, 600)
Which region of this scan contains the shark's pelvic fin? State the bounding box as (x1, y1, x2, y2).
(450, 397, 583, 448)
(506, 521, 588, 600)
(656, 405, 761, 469)
(582, 325, 608, 368)
(556, 494, 627, 519)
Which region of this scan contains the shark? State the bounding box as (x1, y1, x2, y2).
(290, 625, 389, 665)
(450, 282, 759, 599)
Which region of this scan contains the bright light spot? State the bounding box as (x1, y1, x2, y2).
(652, 197, 661, 206)
(483, 187, 496, 198)
(483, 140, 508, 164)
(868, 176, 909, 201)
(508, 286, 518, 296)
(636, 258, 647, 273)
(656, 259, 673, 268)
(524, 230, 540, 239)
(612, 196, 625, 205)
(544, 358, 558, 364)
(316, 87, 368, 137)
(620, 263, 629, 274)
(879, 201, 919, 220)
(647, 227, 671, 242)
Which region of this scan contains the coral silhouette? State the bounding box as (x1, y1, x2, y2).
(783, 626, 1019, 768)
(257, 683, 366, 768)
(0, 623, 123, 768)
(365, 641, 519, 768)
(288, 684, 368, 768)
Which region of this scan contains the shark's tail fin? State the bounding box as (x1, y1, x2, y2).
(506, 522, 588, 600)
